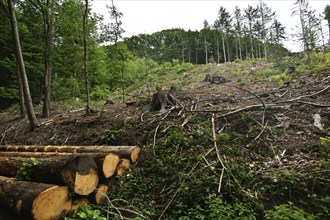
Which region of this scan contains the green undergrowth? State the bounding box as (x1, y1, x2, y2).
(95, 113, 330, 219)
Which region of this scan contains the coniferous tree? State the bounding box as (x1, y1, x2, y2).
(244, 5, 259, 58)
(215, 6, 231, 63)
(202, 19, 210, 64)
(233, 6, 243, 60)
(292, 0, 309, 51)
(258, 0, 275, 58)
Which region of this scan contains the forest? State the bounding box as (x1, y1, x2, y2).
(0, 0, 330, 219)
(0, 0, 297, 116)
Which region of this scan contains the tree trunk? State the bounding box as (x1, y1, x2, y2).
(83, 0, 91, 115)
(226, 37, 230, 62)
(0, 155, 99, 196)
(238, 36, 242, 60)
(222, 32, 226, 63)
(250, 36, 254, 59)
(235, 36, 238, 60)
(188, 45, 191, 63)
(8, 0, 39, 130)
(327, 20, 330, 44)
(204, 35, 208, 64)
(0, 145, 141, 163)
(16, 60, 24, 116)
(217, 35, 220, 63)
(42, 0, 55, 118)
(0, 176, 71, 220)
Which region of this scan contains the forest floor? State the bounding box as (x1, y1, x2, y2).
(0, 60, 329, 219)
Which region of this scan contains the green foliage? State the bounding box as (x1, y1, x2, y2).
(15, 157, 39, 180)
(90, 84, 110, 101)
(265, 202, 315, 220)
(270, 72, 292, 86)
(179, 194, 257, 219)
(65, 205, 106, 220)
(102, 129, 122, 144)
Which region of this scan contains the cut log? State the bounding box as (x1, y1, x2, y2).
(89, 183, 109, 205)
(0, 176, 71, 220)
(0, 155, 99, 196)
(60, 156, 99, 195)
(116, 159, 131, 176)
(0, 151, 120, 179)
(71, 197, 90, 211)
(0, 145, 141, 163)
(97, 153, 120, 178)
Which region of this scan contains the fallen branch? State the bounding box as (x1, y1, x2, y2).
(277, 85, 329, 103)
(153, 124, 161, 157)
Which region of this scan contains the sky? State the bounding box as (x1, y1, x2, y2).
(92, 0, 330, 52)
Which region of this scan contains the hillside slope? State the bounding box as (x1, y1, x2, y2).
(0, 58, 329, 219)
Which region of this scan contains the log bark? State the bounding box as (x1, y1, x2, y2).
(0, 145, 141, 163)
(0, 151, 120, 178)
(89, 183, 109, 205)
(0, 155, 99, 196)
(0, 176, 71, 220)
(116, 159, 131, 176)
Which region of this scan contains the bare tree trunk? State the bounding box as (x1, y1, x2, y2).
(195, 44, 198, 64)
(182, 44, 185, 63)
(42, 0, 55, 118)
(204, 35, 208, 64)
(83, 0, 91, 115)
(238, 36, 242, 60)
(250, 37, 254, 59)
(16, 60, 24, 117)
(119, 51, 125, 103)
(8, 0, 39, 130)
(328, 20, 330, 44)
(217, 35, 220, 63)
(188, 45, 191, 63)
(235, 37, 238, 60)
(222, 32, 226, 63)
(226, 37, 230, 62)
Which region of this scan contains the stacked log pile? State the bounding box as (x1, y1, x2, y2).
(0, 145, 141, 220)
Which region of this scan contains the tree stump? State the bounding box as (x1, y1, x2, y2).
(150, 92, 176, 112)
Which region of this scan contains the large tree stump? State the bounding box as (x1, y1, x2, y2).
(0, 155, 99, 196)
(0, 176, 71, 220)
(0, 145, 141, 163)
(150, 91, 176, 112)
